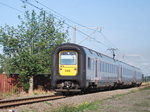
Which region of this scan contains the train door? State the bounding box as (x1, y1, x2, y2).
(117, 65, 122, 83)
(95, 59, 98, 77)
(95, 59, 99, 85)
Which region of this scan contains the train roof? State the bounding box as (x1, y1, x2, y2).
(59, 43, 141, 70)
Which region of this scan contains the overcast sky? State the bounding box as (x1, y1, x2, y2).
(0, 0, 150, 76)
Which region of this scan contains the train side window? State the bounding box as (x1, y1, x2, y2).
(112, 65, 113, 73)
(103, 62, 105, 72)
(104, 63, 106, 72)
(98, 60, 100, 71)
(107, 63, 109, 73)
(106, 63, 108, 72)
(100, 61, 103, 72)
(100, 61, 101, 72)
(103, 62, 104, 72)
(109, 64, 111, 73)
(110, 64, 111, 73)
(101, 62, 104, 72)
(113, 65, 114, 73)
(102, 62, 103, 72)
(114, 65, 116, 73)
(108, 64, 109, 73)
(105, 63, 107, 72)
(88, 57, 91, 69)
(105, 63, 106, 72)
(108, 64, 110, 73)
(91, 59, 94, 70)
(110, 64, 112, 73)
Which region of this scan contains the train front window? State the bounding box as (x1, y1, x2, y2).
(60, 51, 77, 65)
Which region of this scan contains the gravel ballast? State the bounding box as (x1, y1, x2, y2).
(0, 87, 144, 112)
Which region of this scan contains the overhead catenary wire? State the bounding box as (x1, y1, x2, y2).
(0, 1, 23, 13)
(31, 0, 118, 49)
(33, 0, 100, 32)
(0, 1, 141, 62)
(0, 0, 118, 52)
(23, 0, 111, 49)
(100, 31, 118, 49)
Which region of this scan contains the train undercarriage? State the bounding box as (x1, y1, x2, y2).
(55, 80, 142, 94)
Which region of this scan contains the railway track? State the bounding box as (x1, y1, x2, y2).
(0, 83, 149, 109)
(0, 94, 65, 109)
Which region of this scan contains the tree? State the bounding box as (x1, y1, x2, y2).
(0, 10, 68, 93)
(0, 54, 4, 73)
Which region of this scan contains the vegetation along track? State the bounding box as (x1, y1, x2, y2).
(0, 95, 65, 109)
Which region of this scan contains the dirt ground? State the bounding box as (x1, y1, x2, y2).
(89, 87, 150, 112)
(1, 84, 150, 112)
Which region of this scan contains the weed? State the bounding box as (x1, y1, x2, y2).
(53, 105, 76, 112)
(2, 92, 12, 97)
(139, 86, 150, 91)
(20, 109, 37, 112)
(134, 101, 150, 107)
(53, 101, 102, 112)
(76, 101, 101, 111)
(44, 101, 52, 106)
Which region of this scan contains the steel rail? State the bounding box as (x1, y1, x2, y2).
(0, 83, 149, 109)
(0, 95, 65, 109)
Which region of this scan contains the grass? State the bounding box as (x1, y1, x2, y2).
(52, 91, 132, 112)
(106, 85, 150, 100)
(139, 86, 150, 91)
(133, 97, 150, 112)
(141, 81, 150, 86)
(19, 85, 150, 112)
(52, 85, 150, 112)
(53, 101, 102, 112)
(2, 92, 12, 97)
(44, 101, 52, 106)
(109, 93, 128, 99)
(134, 101, 150, 107)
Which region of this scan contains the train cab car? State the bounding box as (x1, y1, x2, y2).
(51, 43, 86, 92)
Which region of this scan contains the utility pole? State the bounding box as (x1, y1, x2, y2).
(108, 48, 118, 59)
(73, 26, 76, 43)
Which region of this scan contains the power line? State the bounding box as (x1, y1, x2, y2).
(0, 0, 123, 58)
(0, 0, 117, 50)
(0, 1, 23, 13)
(33, 0, 99, 31)
(100, 32, 118, 48)
(32, 0, 118, 49)
(78, 27, 99, 44)
(93, 38, 110, 48)
(23, 0, 111, 48)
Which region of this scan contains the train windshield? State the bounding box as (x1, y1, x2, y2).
(60, 51, 77, 65)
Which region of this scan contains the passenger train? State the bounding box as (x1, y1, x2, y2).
(51, 43, 142, 93)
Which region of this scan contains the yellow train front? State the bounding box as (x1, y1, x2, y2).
(51, 43, 86, 92)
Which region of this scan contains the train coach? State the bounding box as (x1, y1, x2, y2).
(51, 43, 142, 93)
